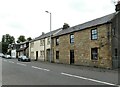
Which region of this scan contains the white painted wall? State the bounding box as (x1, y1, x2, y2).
(45, 37, 50, 49)
(34, 40, 40, 51)
(29, 40, 45, 61)
(29, 37, 51, 61)
(11, 50, 16, 58)
(29, 42, 35, 59)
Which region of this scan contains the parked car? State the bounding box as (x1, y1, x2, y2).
(18, 55, 31, 62)
(5, 55, 11, 59)
(0, 53, 3, 57)
(0, 53, 5, 58)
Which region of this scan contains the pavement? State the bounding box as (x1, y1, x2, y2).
(34, 60, 119, 73)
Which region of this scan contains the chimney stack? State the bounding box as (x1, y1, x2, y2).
(115, 1, 120, 11)
(62, 23, 70, 29)
(42, 32, 45, 35)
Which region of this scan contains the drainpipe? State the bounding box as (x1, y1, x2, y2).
(106, 22, 113, 69)
(44, 38, 45, 61)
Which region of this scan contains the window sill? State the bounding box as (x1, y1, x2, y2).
(70, 43, 74, 44)
(91, 60, 98, 62)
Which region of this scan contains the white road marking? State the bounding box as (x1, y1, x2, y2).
(9, 61, 14, 64)
(61, 72, 117, 86)
(32, 66, 50, 71)
(43, 69, 50, 71)
(17, 63, 26, 66)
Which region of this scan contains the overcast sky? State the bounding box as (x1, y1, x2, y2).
(0, 0, 118, 42)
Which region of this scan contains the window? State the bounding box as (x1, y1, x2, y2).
(47, 37, 50, 45)
(20, 45, 22, 48)
(56, 51, 59, 59)
(31, 42, 34, 48)
(70, 34, 74, 43)
(91, 29, 98, 40)
(91, 48, 98, 60)
(24, 44, 26, 47)
(40, 51, 42, 56)
(56, 37, 59, 45)
(112, 28, 115, 36)
(40, 39, 44, 46)
(40, 40, 42, 46)
(40, 51, 44, 56)
(42, 51, 44, 57)
(20, 45, 23, 48)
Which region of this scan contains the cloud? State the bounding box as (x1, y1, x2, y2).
(0, 0, 115, 42)
(7, 22, 23, 29)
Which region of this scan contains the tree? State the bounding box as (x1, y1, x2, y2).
(17, 35, 26, 43)
(2, 34, 15, 44)
(27, 37, 32, 41)
(2, 34, 15, 54)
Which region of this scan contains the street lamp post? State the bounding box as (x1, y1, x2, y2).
(45, 11, 52, 63)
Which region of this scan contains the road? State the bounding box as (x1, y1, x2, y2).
(1, 57, 119, 86)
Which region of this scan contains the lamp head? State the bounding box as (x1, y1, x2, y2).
(45, 11, 49, 13)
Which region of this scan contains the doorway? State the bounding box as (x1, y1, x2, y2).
(70, 50, 74, 64)
(47, 49, 50, 61)
(36, 51, 38, 61)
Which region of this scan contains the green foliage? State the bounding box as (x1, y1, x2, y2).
(1, 34, 15, 54)
(27, 37, 32, 41)
(2, 42, 8, 54)
(2, 34, 15, 44)
(17, 35, 26, 43)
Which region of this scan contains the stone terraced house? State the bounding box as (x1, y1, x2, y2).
(29, 2, 120, 69)
(52, 2, 120, 69)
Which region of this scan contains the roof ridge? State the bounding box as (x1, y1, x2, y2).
(53, 13, 115, 37)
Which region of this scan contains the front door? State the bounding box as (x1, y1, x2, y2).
(70, 50, 74, 64)
(36, 51, 38, 61)
(47, 49, 50, 61)
(112, 48, 120, 69)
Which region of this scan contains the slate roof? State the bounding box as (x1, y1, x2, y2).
(29, 13, 115, 42)
(53, 13, 115, 37)
(17, 46, 28, 52)
(17, 41, 29, 45)
(29, 28, 62, 43)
